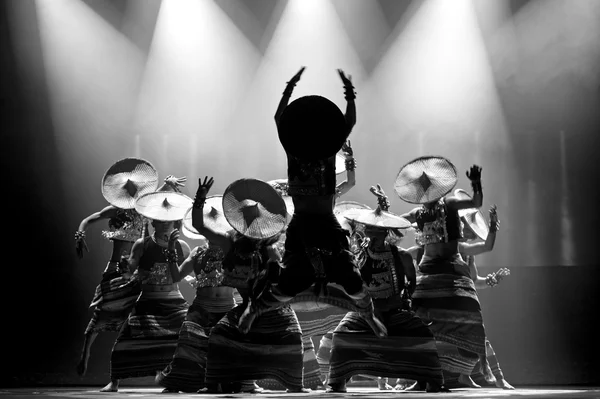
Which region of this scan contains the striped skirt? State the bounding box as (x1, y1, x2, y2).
(444, 339, 505, 387)
(412, 267, 487, 376)
(156, 294, 235, 392)
(85, 261, 141, 334)
(110, 289, 188, 379)
(328, 310, 443, 385)
(294, 305, 347, 389)
(205, 303, 304, 391)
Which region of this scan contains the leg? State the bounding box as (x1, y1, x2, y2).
(77, 331, 98, 376)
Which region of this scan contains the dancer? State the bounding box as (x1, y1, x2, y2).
(156, 199, 237, 393)
(193, 177, 305, 393)
(327, 185, 444, 393)
(238, 66, 386, 339)
(269, 140, 358, 391)
(450, 189, 514, 389)
(395, 155, 491, 392)
(101, 177, 191, 392)
(75, 157, 158, 376)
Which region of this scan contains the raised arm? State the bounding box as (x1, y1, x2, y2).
(337, 69, 356, 132)
(275, 66, 306, 127)
(75, 205, 120, 259)
(335, 140, 356, 198)
(459, 205, 499, 256)
(191, 176, 231, 249)
(448, 165, 483, 211)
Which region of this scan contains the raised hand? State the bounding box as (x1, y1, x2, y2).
(370, 184, 390, 211)
(337, 69, 353, 88)
(341, 140, 354, 158)
(166, 229, 180, 251)
(164, 175, 187, 191)
(489, 205, 500, 232)
(195, 176, 214, 199)
(288, 66, 306, 86)
(466, 165, 482, 181)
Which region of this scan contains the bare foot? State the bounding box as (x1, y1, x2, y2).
(240, 381, 264, 393)
(161, 388, 179, 393)
(326, 381, 347, 393)
(496, 379, 515, 390)
(286, 387, 311, 393)
(377, 378, 393, 390)
(405, 381, 428, 391)
(458, 374, 481, 388)
(100, 381, 119, 392)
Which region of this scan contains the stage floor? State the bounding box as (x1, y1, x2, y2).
(1, 387, 599, 399)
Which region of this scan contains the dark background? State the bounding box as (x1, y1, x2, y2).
(1, 0, 599, 387)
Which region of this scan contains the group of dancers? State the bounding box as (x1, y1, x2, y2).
(75, 67, 513, 393)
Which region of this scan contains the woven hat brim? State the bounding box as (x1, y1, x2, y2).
(454, 189, 488, 240)
(223, 178, 288, 239)
(134, 192, 192, 222)
(102, 158, 159, 209)
(344, 208, 412, 230)
(182, 195, 231, 236)
(334, 201, 372, 231)
(394, 156, 458, 204)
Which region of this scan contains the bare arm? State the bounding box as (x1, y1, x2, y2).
(448, 165, 483, 211)
(465, 255, 490, 289)
(275, 67, 306, 127)
(399, 207, 420, 224)
(337, 69, 356, 132)
(335, 140, 356, 198)
(75, 205, 119, 259)
(191, 176, 231, 250)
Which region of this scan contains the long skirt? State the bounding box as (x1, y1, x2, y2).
(205, 303, 304, 391)
(328, 309, 443, 386)
(443, 339, 506, 387)
(412, 256, 488, 376)
(156, 294, 235, 392)
(85, 261, 141, 334)
(110, 289, 188, 379)
(295, 306, 347, 387)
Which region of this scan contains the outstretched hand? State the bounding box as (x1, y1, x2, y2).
(370, 184, 390, 211)
(288, 66, 306, 85)
(165, 175, 187, 191)
(341, 140, 354, 157)
(195, 176, 214, 199)
(337, 69, 353, 87)
(466, 165, 482, 181)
